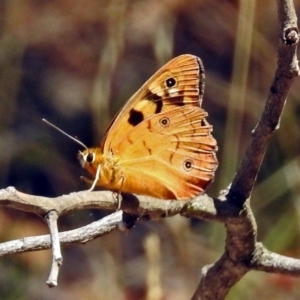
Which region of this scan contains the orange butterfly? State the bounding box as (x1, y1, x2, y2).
(78, 54, 218, 200)
(44, 54, 218, 199)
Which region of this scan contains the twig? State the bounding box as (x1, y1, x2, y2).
(0, 210, 123, 257)
(251, 243, 300, 276)
(45, 210, 62, 287)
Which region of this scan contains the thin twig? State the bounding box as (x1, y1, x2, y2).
(45, 210, 62, 287)
(0, 211, 123, 257)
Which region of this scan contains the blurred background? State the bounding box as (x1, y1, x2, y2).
(0, 0, 300, 299)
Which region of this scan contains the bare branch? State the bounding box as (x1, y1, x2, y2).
(251, 243, 300, 276)
(45, 210, 62, 287)
(0, 186, 222, 220)
(192, 0, 299, 299)
(0, 210, 123, 257)
(229, 0, 299, 206)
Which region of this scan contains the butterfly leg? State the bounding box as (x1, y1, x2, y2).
(86, 164, 101, 192)
(113, 174, 125, 210)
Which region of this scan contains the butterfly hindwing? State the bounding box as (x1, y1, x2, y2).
(112, 106, 217, 199)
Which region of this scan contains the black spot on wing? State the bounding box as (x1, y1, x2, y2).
(147, 89, 162, 102)
(165, 89, 185, 106)
(155, 99, 163, 113)
(128, 109, 144, 126)
(166, 77, 176, 87)
(146, 89, 163, 113)
(170, 95, 185, 106)
(183, 159, 194, 171)
(201, 119, 208, 126)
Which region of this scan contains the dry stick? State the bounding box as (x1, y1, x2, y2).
(251, 243, 300, 275)
(192, 0, 299, 299)
(1, 189, 300, 278)
(0, 210, 123, 257)
(228, 3, 300, 206)
(45, 210, 62, 287)
(0, 187, 186, 219)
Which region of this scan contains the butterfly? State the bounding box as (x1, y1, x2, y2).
(76, 54, 218, 200)
(44, 54, 218, 200)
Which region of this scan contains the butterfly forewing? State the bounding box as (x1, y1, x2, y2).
(102, 54, 204, 153)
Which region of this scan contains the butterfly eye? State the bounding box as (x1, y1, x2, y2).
(86, 153, 95, 163)
(165, 77, 176, 87)
(183, 159, 194, 171)
(159, 117, 170, 127)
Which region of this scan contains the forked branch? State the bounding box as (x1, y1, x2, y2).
(192, 0, 299, 299)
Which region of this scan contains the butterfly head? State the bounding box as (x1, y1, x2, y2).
(78, 151, 94, 167)
(78, 148, 104, 172)
(78, 147, 119, 189)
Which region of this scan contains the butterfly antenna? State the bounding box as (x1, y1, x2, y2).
(42, 118, 88, 150)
